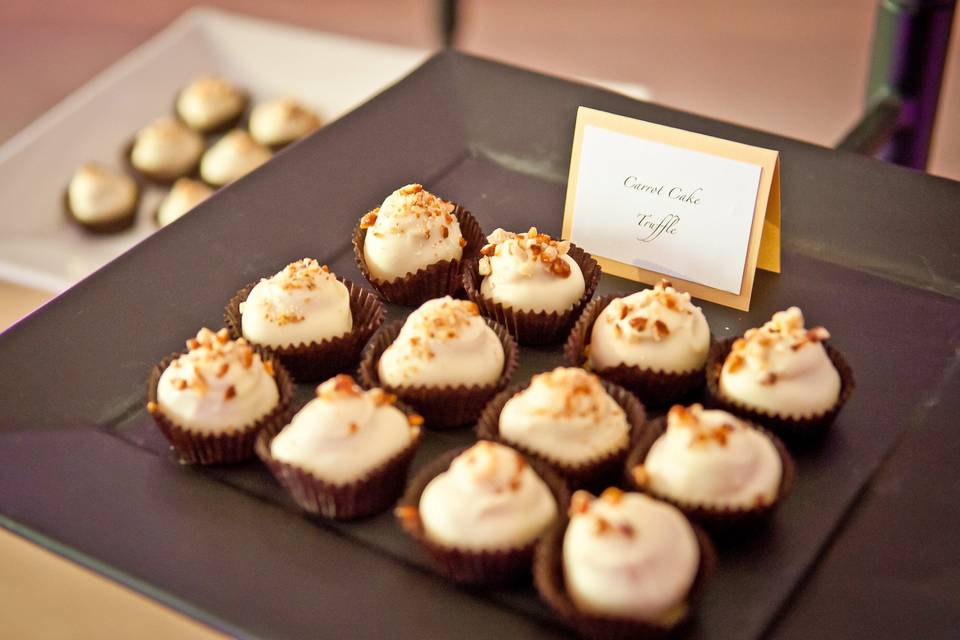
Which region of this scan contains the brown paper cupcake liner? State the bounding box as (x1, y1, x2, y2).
(564, 294, 709, 407)
(62, 185, 140, 235)
(255, 402, 423, 520)
(533, 514, 716, 640)
(352, 202, 485, 306)
(358, 317, 519, 429)
(476, 379, 647, 490)
(705, 337, 856, 446)
(624, 416, 795, 534)
(395, 444, 571, 586)
(146, 351, 295, 465)
(122, 138, 202, 186)
(224, 276, 385, 383)
(462, 243, 601, 346)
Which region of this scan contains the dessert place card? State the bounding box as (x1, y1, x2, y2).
(561, 107, 781, 310)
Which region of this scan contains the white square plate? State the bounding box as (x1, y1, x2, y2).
(0, 7, 431, 292)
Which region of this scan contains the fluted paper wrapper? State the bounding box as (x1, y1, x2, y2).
(533, 516, 715, 640)
(255, 403, 423, 520)
(624, 416, 795, 534)
(63, 186, 139, 235)
(462, 243, 601, 346)
(147, 352, 294, 465)
(224, 276, 385, 383)
(352, 203, 484, 306)
(564, 294, 708, 407)
(475, 379, 647, 490)
(358, 317, 518, 429)
(395, 445, 571, 586)
(705, 337, 856, 446)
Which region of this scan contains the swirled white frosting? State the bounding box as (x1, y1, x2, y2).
(249, 98, 321, 147)
(67, 163, 137, 224)
(176, 76, 245, 131)
(361, 184, 464, 282)
(270, 375, 418, 484)
(157, 178, 213, 227)
(499, 367, 629, 465)
(564, 488, 699, 622)
(477, 227, 585, 313)
(589, 280, 710, 373)
(200, 130, 271, 187)
(155, 328, 279, 434)
(130, 117, 204, 178)
(419, 441, 557, 550)
(378, 296, 504, 387)
(240, 258, 352, 348)
(720, 307, 840, 417)
(638, 405, 782, 508)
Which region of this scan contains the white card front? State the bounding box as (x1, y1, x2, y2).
(570, 125, 763, 294)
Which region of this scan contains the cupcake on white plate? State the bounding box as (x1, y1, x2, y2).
(155, 178, 213, 227)
(249, 97, 321, 149)
(64, 162, 139, 234)
(176, 76, 248, 134)
(199, 130, 271, 187)
(127, 117, 204, 184)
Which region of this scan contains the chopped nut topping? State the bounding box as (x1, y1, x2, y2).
(399, 183, 423, 195)
(394, 505, 419, 525)
(216, 362, 230, 378)
(569, 490, 594, 516)
(631, 465, 649, 486)
(359, 208, 379, 229)
(458, 237, 467, 248)
(348, 422, 358, 434)
(146, 401, 158, 413)
(594, 517, 611, 534)
(216, 328, 230, 344)
(263, 360, 275, 376)
(478, 227, 575, 279)
(760, 371, 778, 386)
(224, 385, 236, 400)
(629, 316, 648, 331)
(653, 319, 670, 340)
(407, 414, 424, 427)
(172, 379, 187, 390)
(601, 487, 624, 504)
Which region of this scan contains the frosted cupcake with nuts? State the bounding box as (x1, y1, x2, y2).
(147, 327, 293, 464)
(256, 374, 423, 519)
(477, 367, 646, 488)
(396, 440, 568, 585)
(706, 306, 854, 443)
(353, 184, 484, 305)
(565, 279, 712, 405)
(225, 258, 384, 382)
(463, 227, 600, 345)
(359, 296, 517, 428)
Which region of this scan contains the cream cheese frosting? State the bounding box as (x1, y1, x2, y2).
(378, 296, 504, 388)
(419, 441, 558, 550)
(564, 488, 700, 622)
(157, 178, 213, 227)
(361, 184, 465, 282)
(240, 259, 352, 348)
(637, 405, 782, 508)
(719, 307, 840, 417)
(477, 227, 585, 313)
(499, 367, 629, 465)
(67, 163, 137, 224)
(156, 328, 279, 434)
(270, 375, 419, 485)
(199, 130, 271, 187)
(589, 280, 710, 373)
(130, 117, 204, 178)
(176, 76, 245, 131)
(249, 98, 321, 147)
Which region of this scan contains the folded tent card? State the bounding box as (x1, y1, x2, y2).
(562, 107, 781, 310)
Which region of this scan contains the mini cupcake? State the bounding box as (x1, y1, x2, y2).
(476, 367, 646, 489)
(256, 374, 423, 519)
(353, 183, 484, 306)
(127, 117, 204, 184)
(358, 296, 517, 428)
(249, 98, 321, 150)
(706, 306, 855, 444)
(534, 488, 714, 638)
(565, 279, 712, 406)
(155, 178, 214, 227)
(395, 441, 568, 585)
(146, 327, 294, 464)
(626, 404, 793, 532)
(175, 76, 248, 134)
(225, 259, 385, 382)
(199, 130, 272, 188)
(462, 227, 600, 345)
(64, 162, 139, 234)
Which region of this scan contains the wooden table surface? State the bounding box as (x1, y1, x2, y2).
(0, 2, 957, 638)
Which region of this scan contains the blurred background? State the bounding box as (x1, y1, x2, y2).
(0, 0, 957, 329)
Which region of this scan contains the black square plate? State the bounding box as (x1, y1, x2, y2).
(2, 51, 959, 639)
